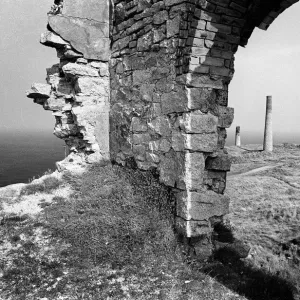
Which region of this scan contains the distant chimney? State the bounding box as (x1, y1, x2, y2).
(235, 126, 241, 147)
(263, 96, 273, 152)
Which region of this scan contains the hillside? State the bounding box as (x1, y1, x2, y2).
(0, 144, 299, 299)
(226, 144, 300, 298)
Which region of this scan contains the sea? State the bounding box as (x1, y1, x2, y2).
(0, 131, 64, 188)
(0, 130, 298, 188)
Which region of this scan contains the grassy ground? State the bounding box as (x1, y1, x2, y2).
(0, 144, 299, 299)
(0, 163, 246, 300)
(226, 144, 300, 299)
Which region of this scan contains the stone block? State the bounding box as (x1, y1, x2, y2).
(63, 63, 99, 77)
(206, 22, 231, 34)
(62, 0, 109, 23)
(161, 89, 188, 114)
(27, 83, 51, 99)
(186, 88, 214, 112)
(146, 152, 160, 164)
(153, 10, 168, 24)
(132, 70, 152, 85)
(159, 139, 171, 153)
(172, 131, 185, 151)
(140, 84, 155, 102)
(133, 145, 146, 161)
(40, 30, 69, 48)
(148, 116, 171, 136)
(43, 96, 66, 111)
(132, 133, 151, 145)
(94, 111, 110, 160)
(175, 217, 211, 238)
(48, 15, 110, 61)
(181, 111, 218, 134)
(185, 133, 218, 152)
(159, 154, 177, 187)
(206, 153, 231, 171)
(186, 74, 225, 89)
(185, 152, 205, 190)
(176, 190, 230, 221)
(203, 57, 224, 67)
(210, 66, 230, 77)
(167, 15, 180, 37)
(75, 77, 109, 95)
(188, 65, 210, 74)
(217, 106, 234, 128)
(131, 117, 148, 132)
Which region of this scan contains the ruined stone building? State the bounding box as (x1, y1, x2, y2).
(27, 0, 299, 256)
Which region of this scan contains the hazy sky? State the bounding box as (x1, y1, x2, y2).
(0, 1, 299, 141)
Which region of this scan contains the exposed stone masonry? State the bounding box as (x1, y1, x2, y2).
(27, 0, 110, 172)
(27, 0, 299, 258)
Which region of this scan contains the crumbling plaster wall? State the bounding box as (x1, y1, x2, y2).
(27, 0, 111, 171)
(27, 0, 299, 256)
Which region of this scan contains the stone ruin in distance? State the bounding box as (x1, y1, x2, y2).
(27, 0, 298, 257)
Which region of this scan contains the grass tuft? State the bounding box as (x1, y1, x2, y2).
(44, 164, 176, 267)
(20, 176, 61, 196)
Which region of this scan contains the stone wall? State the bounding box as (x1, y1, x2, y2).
(27, 0, 111, 172)
(27, 0, 299, 257)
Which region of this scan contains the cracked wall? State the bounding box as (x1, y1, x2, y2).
(27, 0, 299, 257)
(27, 0, 111, 172)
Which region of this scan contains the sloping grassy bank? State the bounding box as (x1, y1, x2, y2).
(226, 144, 300, 299)
(0, 163, 248, 300)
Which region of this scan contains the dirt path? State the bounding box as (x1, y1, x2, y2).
(228, 164, 283, 177)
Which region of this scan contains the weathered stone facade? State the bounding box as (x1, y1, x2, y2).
(27, 0, 299, 256)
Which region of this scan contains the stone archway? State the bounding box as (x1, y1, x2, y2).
(27, 0, 299, 257)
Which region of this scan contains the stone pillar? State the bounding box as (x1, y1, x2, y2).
(235, 126, 241, 147)
(263, 96, 273, 152)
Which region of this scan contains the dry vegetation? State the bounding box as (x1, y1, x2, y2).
(0, 164, 245, 300)
(0, 144, 299, 299)
(226, 144, 300, 299)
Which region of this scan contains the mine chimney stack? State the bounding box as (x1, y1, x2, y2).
(235, 126, 241, 147)
(263, 96, 273, 152)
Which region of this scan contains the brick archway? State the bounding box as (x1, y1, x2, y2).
(28, 0, 299, 257)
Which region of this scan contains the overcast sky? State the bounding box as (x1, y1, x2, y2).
(0, 0, 299, 142)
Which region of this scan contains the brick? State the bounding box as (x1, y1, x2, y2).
(200, 11, 220, 22)
(206, 22, 231, 34)
(190, 47, 210, 56)
(203, 57, 224, 67)
(210, 66, 230, 76)
(210, 49, 233, 59)
(208, 0, 231, 8)
(188, 65, 210, 74)
(194, 29, 216, 40)
(229, 2, 247, 13)
(215, 6, 242, 17)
